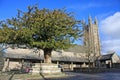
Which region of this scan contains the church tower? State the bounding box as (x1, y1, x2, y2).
(83, 16, 101, 57)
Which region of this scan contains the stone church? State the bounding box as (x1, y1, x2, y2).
(2, 16, 102, 71)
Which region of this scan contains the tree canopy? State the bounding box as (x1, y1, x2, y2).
(0, 5, 82, 50)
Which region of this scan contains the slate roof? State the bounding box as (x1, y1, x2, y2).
(64, 45, 87, 53)
(3, 53, 93, 63)
(3, 45, 93, 63)
(52, 56, 93, 62)
(3, 53, 44, 60)
(98, 53, 114, 60)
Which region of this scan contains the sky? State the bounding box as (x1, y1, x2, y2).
(0, 0, 120, 55)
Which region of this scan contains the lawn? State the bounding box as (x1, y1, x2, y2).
(0, 72, 42, 80)
(0, 71, 67, 80)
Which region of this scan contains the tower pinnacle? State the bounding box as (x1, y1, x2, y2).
(94, 17, 98, 25)
(88, 15, 92, 25)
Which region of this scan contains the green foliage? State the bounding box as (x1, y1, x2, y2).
(0, 5, 82, 50)
(0, 23, 32, 45)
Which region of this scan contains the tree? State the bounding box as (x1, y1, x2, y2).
(0, 5, 82, 63)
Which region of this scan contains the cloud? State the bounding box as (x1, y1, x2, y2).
(100, 12, 120, 54)
(100, 12, 120, 39)
(102, 40, 120, 51)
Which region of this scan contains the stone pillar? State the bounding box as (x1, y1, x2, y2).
(2, 58, 10, 72)
(7, 58, 9, 69)
(80, 63, 82, 68)
(110, 60, 113, 68)
(98, 61, 101, 68)
(82, 62, 86, 67)
(70, 62, 73, 71)
(57, 61, 59, 65)
(40, 60, 42, 63)
(92, 62, 95, 68)
(21, 59, 24, 71)
(110, 61, 112, 68)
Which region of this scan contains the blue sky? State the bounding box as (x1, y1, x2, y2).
(0, 0, 120, 55)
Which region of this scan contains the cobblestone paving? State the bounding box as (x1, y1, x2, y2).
(47, 72, 120, 80)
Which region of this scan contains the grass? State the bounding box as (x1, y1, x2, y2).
(0, 72, 41, 80)
(12, 73, 42, 80)
(0, 71, 67, 80)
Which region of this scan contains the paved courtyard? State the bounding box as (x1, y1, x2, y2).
(47, 72, 120, 80)
(0, 72, 120, 80)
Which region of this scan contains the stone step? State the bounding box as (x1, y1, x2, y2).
(32, 67, 61, 70)
(33, 63, 59, 68)
(31, 63, 61, 74)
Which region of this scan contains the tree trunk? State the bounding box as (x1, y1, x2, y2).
(43, 48, 52, 63)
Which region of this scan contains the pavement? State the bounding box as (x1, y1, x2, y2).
(1, 71, 120, 80)
(46, 72, 120, 80)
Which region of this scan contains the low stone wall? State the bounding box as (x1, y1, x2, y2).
(73, 68, 120, 73)
(112, 63, 120, 69)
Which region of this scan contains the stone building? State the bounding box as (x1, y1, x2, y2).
(98, 52, 120, 68)
(2, 16, 101, 72)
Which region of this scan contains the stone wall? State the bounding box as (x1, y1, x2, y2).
(2, 59, 22, 71)
(9, 61, 22, 70)
(112, 54, 120, 63)
(112, 63, 120, 68)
